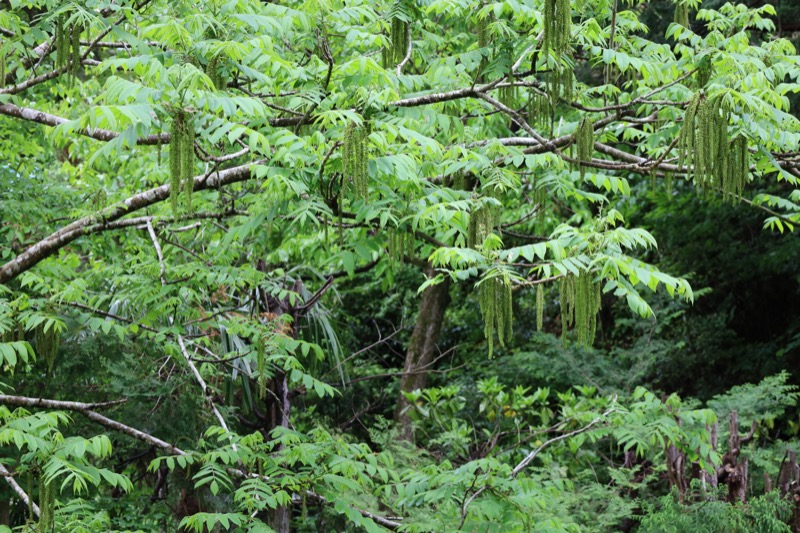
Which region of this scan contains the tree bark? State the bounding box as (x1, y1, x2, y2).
(394, 274, 451, 442)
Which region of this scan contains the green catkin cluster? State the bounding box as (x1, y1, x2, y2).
(479, 274, 513, 358)
(385, 16, 409, 66)
(0, 319, 20, 343)
(574, 117, 594, 179)
(468, 201, 497, 249)
(387, 228, 415, 265)
(256, 334, 267, 400)
(342, 121, 370, 199)
(543, 0, 571, 55)
(206, 56, 225, 90)
(674, 1, 690, 27)
(548, 65, 574, 105)
(55, 16, 67, 68)
(533, 180, 548, 224)
(168, 111, 196, 214)
(727, 135, 749, 200)
(34, 324, 60, 373)
(528, 90, 551, 133)
(0, 50, 6, 85)
(477, 15, 490, 48)
(93, 189, 106, 211)
(27, 471, 33, 521)
(55, 16, 82, 84)
(452, 171, 467, 191)
(560, 271, 601, 346)
(499, 84, 518, 110)
(536, 284, 544, 331)
(679, 93, 749, 197)
(696, 57, 713, 88)
(37, 477, 55, 533)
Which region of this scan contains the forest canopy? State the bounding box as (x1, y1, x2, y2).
(2, 0, 800, 531)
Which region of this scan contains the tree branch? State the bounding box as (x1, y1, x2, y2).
(0, 162, 262, 283)
(0, 463, 40, 518)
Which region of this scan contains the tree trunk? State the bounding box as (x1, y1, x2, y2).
(394, 274, 451, 442)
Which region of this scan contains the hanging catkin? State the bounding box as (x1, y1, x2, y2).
(499, 84, 518, 110)
(560, 271, 601, 346)
(168, 111, 196, 214)
(206, 56, 225, 90)
(696, 57, 712, 88)
(674, 1, 690, 27)
(405, 231, 415, 258)
(182, 117, 196, 213)
(528, 90, 551, 133)
(0, 49, 6, 84)
(342, 121, 369, 199)
(387, 227, 405, 265)
(70, 22, 82, 81)
(479, 274, 513, 358)
(726, 135, 748, 200)
(453, 171, 467, 191)
(468, 200, 496, 249)
(543, 0, 571, 55)
(574, 117, 594, 178)
(169, 112, 184, 214)
(679, 93, 748, 196)
(533, 179, 548, 225)
(387, 15, 409, 66)
(536, 284, 544, 331)
(477, 14, 490, 48)
(34, 323, 59, 373)
(55, 16, 67, 69)
(256, 334, 267, 400)
(37, 476, 54, 533)
(55, 16, 81, 84)
(548, 64, 574, 105)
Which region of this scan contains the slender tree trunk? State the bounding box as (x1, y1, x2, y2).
(394, 275, 451, 442)
(265, 307, 296, 532)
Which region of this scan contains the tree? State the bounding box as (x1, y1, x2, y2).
(1, 0, 799, 531)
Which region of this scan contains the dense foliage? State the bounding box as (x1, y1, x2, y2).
(2, 0, 800, 531)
